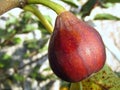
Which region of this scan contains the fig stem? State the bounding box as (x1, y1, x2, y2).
(79, 82, 83, 90)
(70, 82, 83, 90)
(23, 5, 53, 33)
(27, 0, 66, 15)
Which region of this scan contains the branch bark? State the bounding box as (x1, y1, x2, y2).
(0, 0, 19, 15)
(0, 0, 28, 15)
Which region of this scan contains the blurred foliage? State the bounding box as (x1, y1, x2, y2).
(103, 0, 120, 3)
(80, 0, 97, 18)
(94, 13, 120, 20)
(83, 64, 120, 90)
(70, 65, 120, 90)
(0, 10, 51, 89)
(0, 53, 12, 69)
(99, 0, 120, 8)
(0, 0, 120, 90)
(62, 0, 79, 7)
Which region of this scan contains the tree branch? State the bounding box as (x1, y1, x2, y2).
(0, 0, 28, 15)
(0, 0, 19, 15)
(18, 54, 48, 70)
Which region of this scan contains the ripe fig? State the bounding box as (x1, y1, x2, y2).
(48, 11, 106, 82)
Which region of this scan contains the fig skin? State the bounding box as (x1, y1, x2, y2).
(48, 11, 106, 82)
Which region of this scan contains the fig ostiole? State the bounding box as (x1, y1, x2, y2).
(48, 11, 106, 82)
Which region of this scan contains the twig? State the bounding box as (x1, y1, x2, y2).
(18, 53, 48, 70)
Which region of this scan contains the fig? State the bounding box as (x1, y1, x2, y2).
(48, 11, 106, 82)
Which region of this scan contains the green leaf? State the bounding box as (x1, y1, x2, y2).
(101, 0, 120, 8)
(94, 13, 120, 20)
(82, 65, 120, 90)
(0, 54, 11, 69)
(70, 65, 120, 90)
(3, 54, 11, 60)
(6, 15, 18, 26)
(30, 65, 40, 78)
(104, 0, 120, 3)
(0, 29, 15, 39)
(62, 0, 79, 7)
(13, 74, 24, 82)
(12, 37, 22, 44)
(0, 29, 7, 38)
(25, 40, 38, 49)
(0, 63, 4, 68)
(22, 24, 35, 33)
(102, 2, 115, 8)
(80, 0, 97, 18)
(20, 11, 33, 24)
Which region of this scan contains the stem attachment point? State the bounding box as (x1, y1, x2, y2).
(18, 0, 27, 8)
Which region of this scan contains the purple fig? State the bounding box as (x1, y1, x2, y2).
(48, 11, 106, 82)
